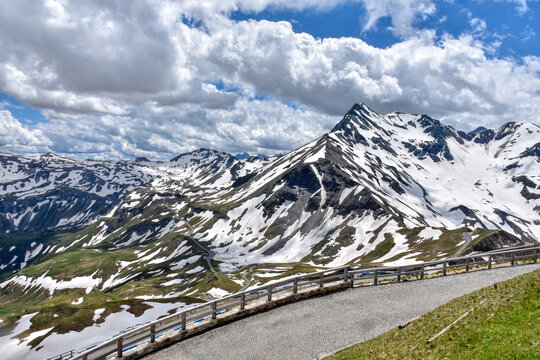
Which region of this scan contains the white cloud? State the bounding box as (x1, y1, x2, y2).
(176, 0, 438, 37)
(494, 0, 540, 15)
(360, 0, 436, 37)
(28, 99, 336, 160)
(0, 0, 538, 160)
(469, 17, 487, 34)
(0, 110, 51, 153)
(506, 0, 529, 14)
(0, 99, 22, 110)
(203, 20, 540, 125)
(521, 25, 536, 41)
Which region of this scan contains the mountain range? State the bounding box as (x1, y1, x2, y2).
(0, 103, 538, 358)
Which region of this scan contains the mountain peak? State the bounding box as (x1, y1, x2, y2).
(169, 148, 231, 162)
(469, 126, 488, 135)
(350, 102, 375, 112)
(331, 103, 378, 131)
(494, 122, 519, 141)
(134, 156, 150, 162)
(235, 152, 250, 160)
(40, 151, 58, 158)
(39, 152, 74, 162)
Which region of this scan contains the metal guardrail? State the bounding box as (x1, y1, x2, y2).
(49, 246, 539, 360)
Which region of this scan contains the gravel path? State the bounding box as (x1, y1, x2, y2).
(145, 264, 539, 360)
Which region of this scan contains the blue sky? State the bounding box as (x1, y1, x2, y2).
(232, 1, 539, 56)
(0, 0, 539, 159)
(0, 94, 46, 126)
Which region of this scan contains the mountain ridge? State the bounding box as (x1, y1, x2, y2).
(0, 102, 538, 358)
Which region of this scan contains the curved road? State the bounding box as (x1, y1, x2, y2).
(145, 264, 539, 360)
(452, 232, 473, 258)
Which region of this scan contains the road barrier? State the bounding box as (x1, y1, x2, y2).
(49, 246, 538, 360)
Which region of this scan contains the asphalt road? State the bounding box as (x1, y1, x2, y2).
(452, 232, 473, 258)
(145, 264, 539, 360)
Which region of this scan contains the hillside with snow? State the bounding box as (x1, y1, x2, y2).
(0, 103, 538, 359)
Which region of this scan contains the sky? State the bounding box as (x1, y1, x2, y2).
(0, 0, 539, 160)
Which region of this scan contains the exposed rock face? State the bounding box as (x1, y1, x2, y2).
(0, 150, 270, 273)
(0, 153, 154, 235)
(165, 103, 539, 267)
(1, 102, 539, 276)
(464, 230, 525, 254)
(3, 103, 539, 357)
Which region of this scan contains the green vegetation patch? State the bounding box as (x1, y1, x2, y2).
(189, 272, 242, 296)
(470, 229, 500, 244)
(0, 229, 85, 281)
(20, 249, 136, 280)
(320, 226, 356, 258)
(361, 233, 395, 264)
(327, 269, 540, 360)
(412, 227, 469, 260)
(242, 263, 322, 285)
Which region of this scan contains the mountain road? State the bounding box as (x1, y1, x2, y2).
(452, 232, 473, 258)
(145, 264, 539, 360)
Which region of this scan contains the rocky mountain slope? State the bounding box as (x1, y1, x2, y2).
(183, 103, 539, 267)
(0, 103, 538, 359)
(0, 150, 268, 275)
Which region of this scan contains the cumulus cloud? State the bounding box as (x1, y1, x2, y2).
(0, 0, 539, 160)
(360, 0, 436, 37)
(0, 110, 51, 153)
(203, 20, 540, 126)
(30, 99, 336, 160)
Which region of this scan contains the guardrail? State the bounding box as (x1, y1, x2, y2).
(51, 246, 539, 360)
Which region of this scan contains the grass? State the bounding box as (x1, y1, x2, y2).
(188, 272, 242, 296)
(20, 249, 136, 279)
(326, 269, 540, 360)
(361, 234, 396, 264)
(0, 283, 203, 348)
(470, 229, 500, 244)
(250, 263, 322, 281)
(0, 229, 85, 281)
(414, 227, 469, 260)
(0, 237, 204, 331)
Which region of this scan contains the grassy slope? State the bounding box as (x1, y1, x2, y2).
(327, 269, 539, 360)
(0, 218, 519, 348)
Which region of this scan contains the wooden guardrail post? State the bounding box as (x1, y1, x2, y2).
(82, 354, 87, 360)
(443, 262, 447, 276)
(535, 249, 538, 263)
(150, 324, 156, 343)
(117, 338, 123, 358)
(293, 278, 298, 294)
(343, 268, 348, 283)
(488, 255, 492, 269)
(319, 273, 324, 288)
(511, 252, 515, 266)
(211, 301, 217, 319)
(465, 258, 470, 272)
(397, 267, 401, 282)
(181, 312, 186, 331)
(373, 270, 378, 285)
(267, 286, 272, 301)
(240, 293, 246, 310)
(420, 264, 425, 279)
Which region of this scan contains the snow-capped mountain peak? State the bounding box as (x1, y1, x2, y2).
(0, 103, 537, 357)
